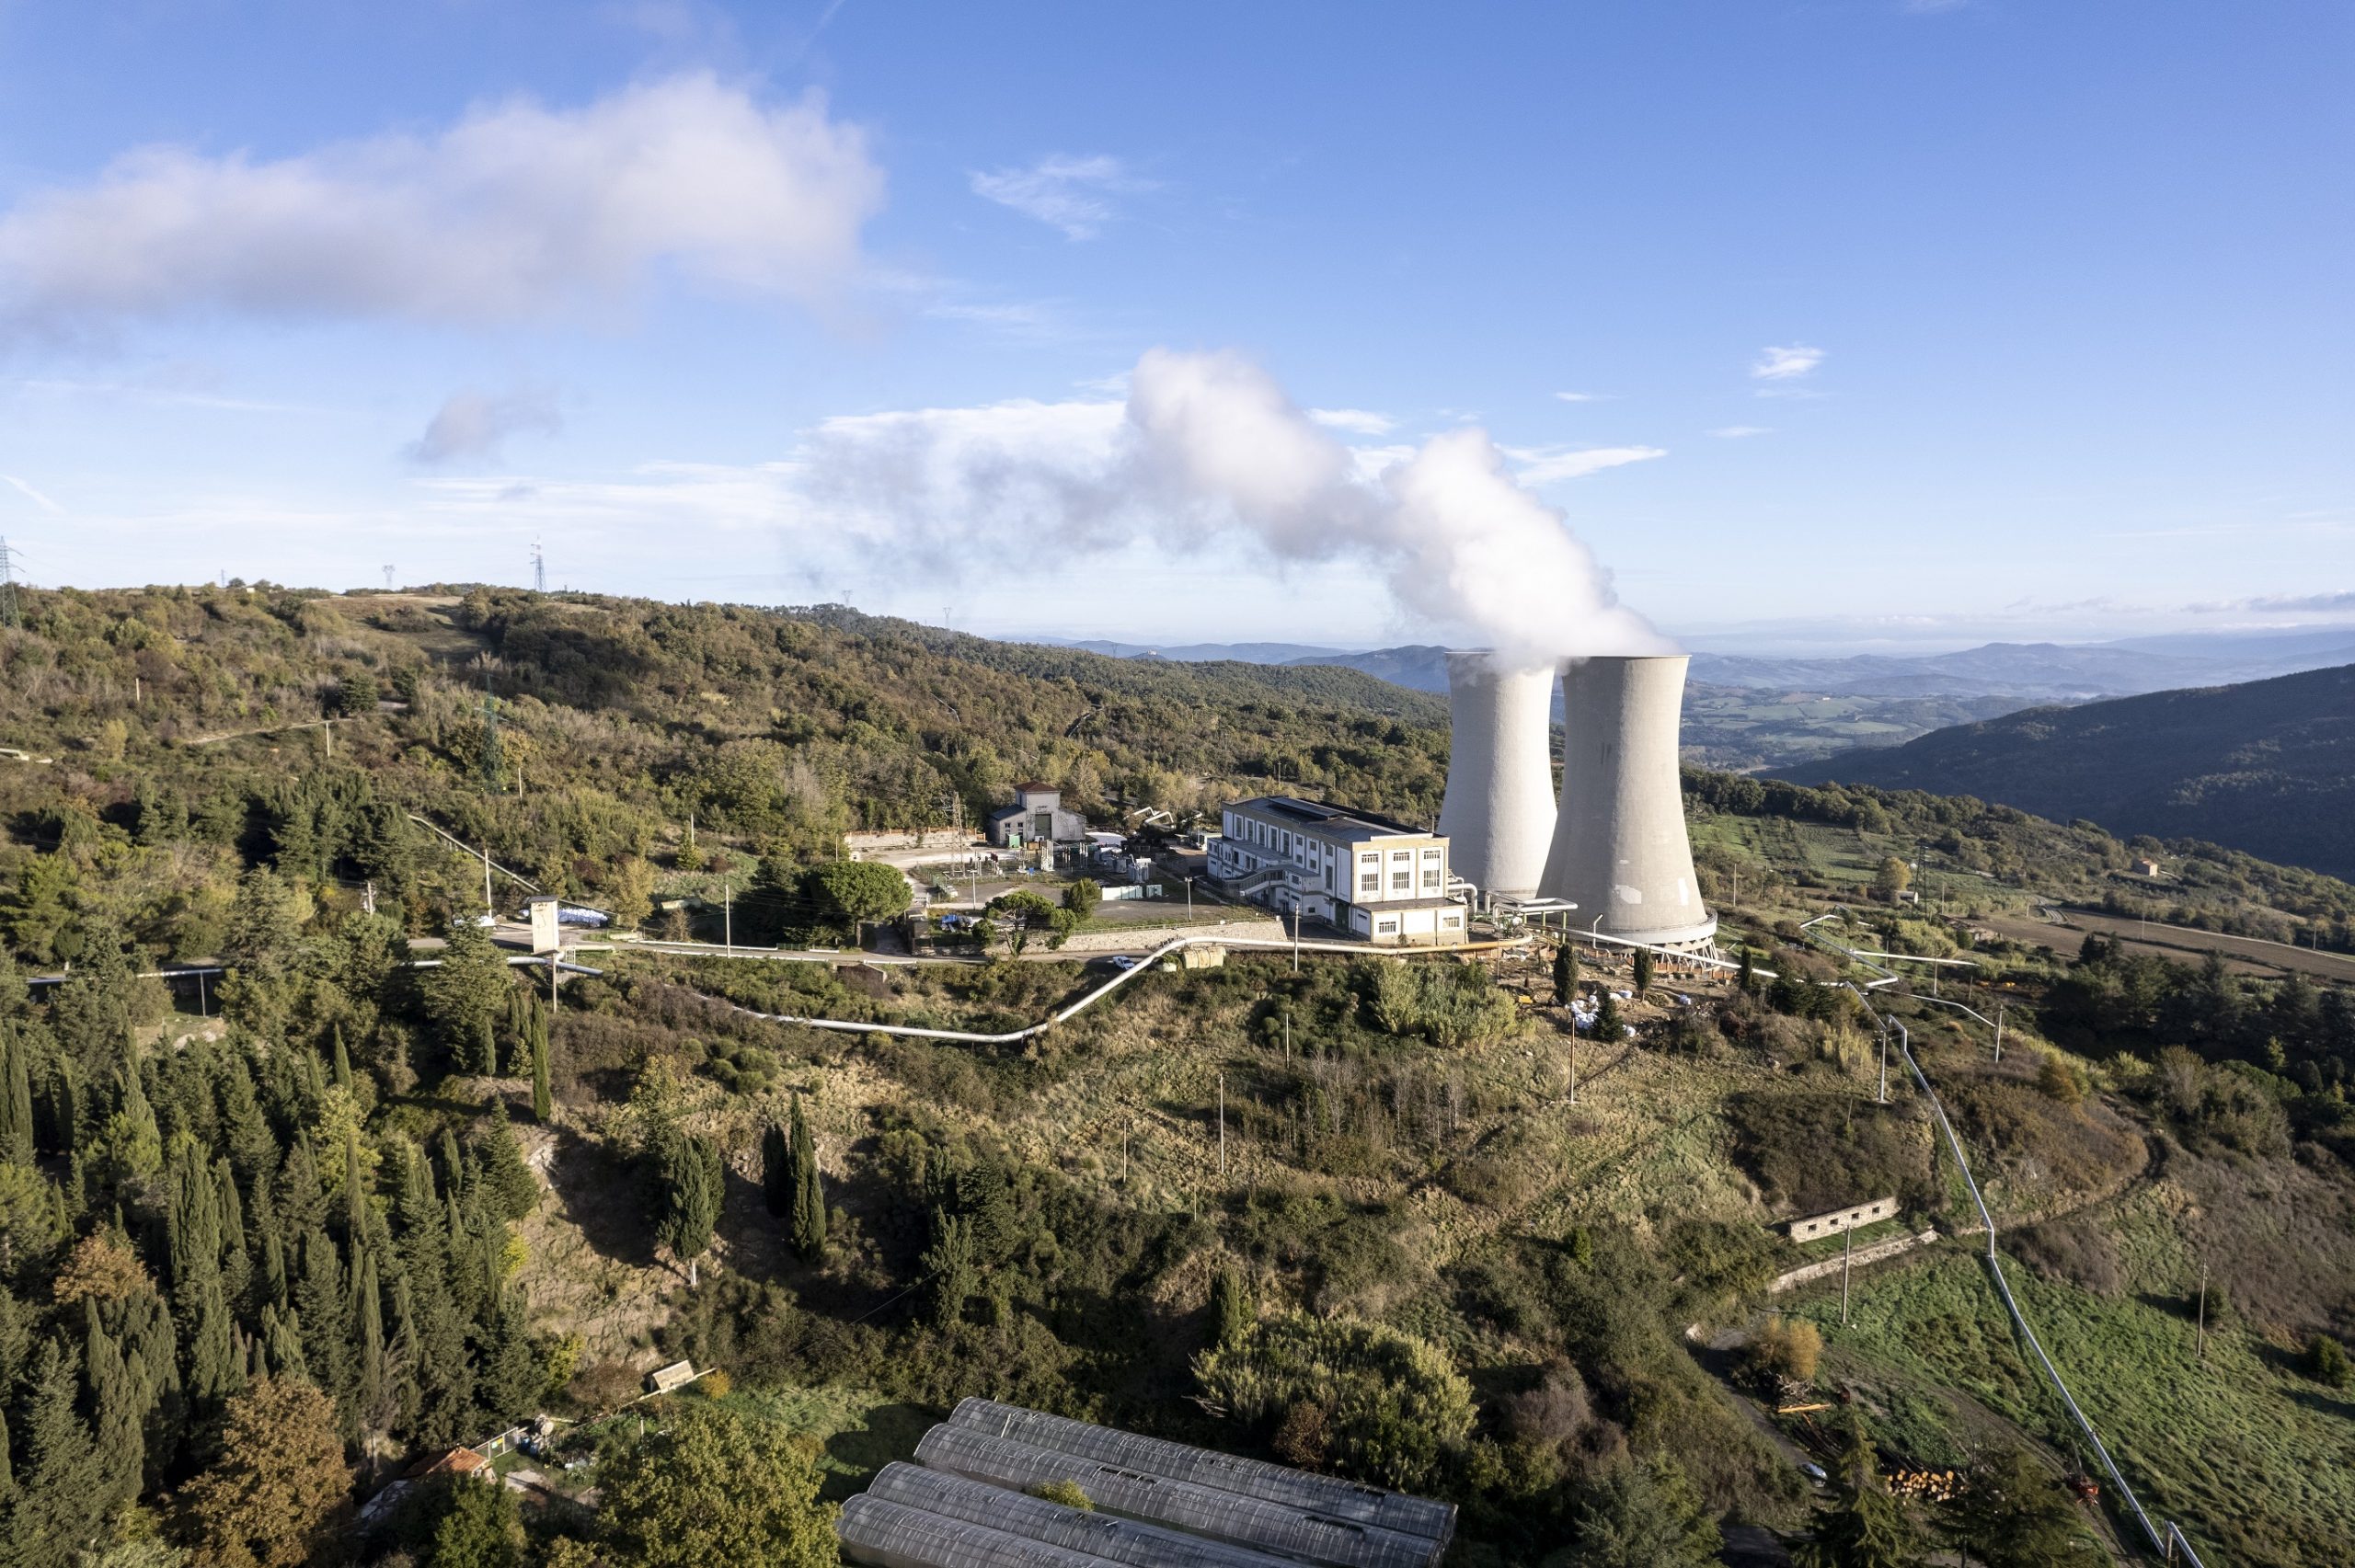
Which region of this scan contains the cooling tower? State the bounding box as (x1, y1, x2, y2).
(1437, 650, 1559, 902)
(1538, 654, 1716, 947)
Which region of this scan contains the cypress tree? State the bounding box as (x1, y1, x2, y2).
(263, 1306, 309, 1381)
(1738, 946, 1757, 994)
(83, 1302, 145, 1512)
(0, 1023, 33, 1167)
(1552, 944, 1578, 1006)
(219, 1052, 276, 1192)
(214, 1157, 251, 1307)
(293, 1230, 351, 1409)
(258, 1221, 289, 1310)
(761, 1121, 790, 1218)
(1632, 947, 1655, 994)
(188, 1275, 243, 1408)
(788, 1098, 825, 1259)
(278, 1139, 327, 1244)
(330, 1024, 353, 1093)
(530, 1010, 553, 1123)
(353, 1249, 386, 1426)
(0, 1407, 12, 1500)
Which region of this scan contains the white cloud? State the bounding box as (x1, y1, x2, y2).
(0, 74, 883, 340)
(1709, 425, 1772, 439)
(1751, 344, 1824, 381)
(2, 474, 63, 513)
(1502, 443, 1668, 486)
(1307, 407, 1396, 436)
(969, 155, 1148, 240)
(405, 386, 563, 464)
(2188, 589, 2355, 614)
(1552, 391, 1613, 403)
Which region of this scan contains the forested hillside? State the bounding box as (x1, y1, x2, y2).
(0, 583, 2349, 1566)
(1781, 662, 2355, 880)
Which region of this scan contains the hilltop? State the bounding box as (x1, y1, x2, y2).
(1780, 662, 2355, 882)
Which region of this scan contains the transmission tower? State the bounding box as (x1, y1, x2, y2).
(0, 537, 19, 630)
(532, 538, 546, 593)
(478, 670, 503, 793)
(382, 565, 395, 590)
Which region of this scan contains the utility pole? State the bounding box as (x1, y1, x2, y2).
(1878, 1024, 1890, 1104)
(1841, 1221, 1856, 1325)
(362, 880, 376, 915)
(2196, 1265, 2209, 1361)
(533, 537, 546, 593)
(1993, 1001, 2005, 1065)
(549, 950, 559, 1013)
(0, 536, 20, 630)
(1291, 904, 1301, 973)
(724, 882, 733, 954)
(482, 843, 494, 919)
(1185, 876, 1194, 925)
(1567, 1024, 1578, 1104)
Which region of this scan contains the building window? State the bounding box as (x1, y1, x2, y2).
(1422, 848, 1441, 859)
(1442, 915, 1461, 927)
(1376, 920, 1397, 934)
(1391, 849, 1410, 862)
(1392, 872, 1411, 890)
(1422, 871, 1441, 887)
(1361, 873, 1379, 892)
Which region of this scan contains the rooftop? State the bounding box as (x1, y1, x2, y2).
(1228, 795, 1433, 843)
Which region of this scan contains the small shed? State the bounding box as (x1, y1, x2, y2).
(1783, 1196, 1898, 1242)
(646, 1359, 696, 1395)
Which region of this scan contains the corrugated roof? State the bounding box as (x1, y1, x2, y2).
(948, 1399, 1456, 1549)
(913, 1426, 1439, 1568)
(867, 1464, 1304, 1568)
(840, 1494, 1120, 1568)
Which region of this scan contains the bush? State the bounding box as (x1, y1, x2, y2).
(1029, 1479, 1094, 1510)
(2309, 1334, 2351, 1390)
(1061, 878, 1101, 921)
(1194, 1313, 1476, 1490)
(1742, 1314, 1821, 1391)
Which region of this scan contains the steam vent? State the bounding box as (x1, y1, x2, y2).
(1436, 649, 1559, 902)
(1538, 653, 1717, 948)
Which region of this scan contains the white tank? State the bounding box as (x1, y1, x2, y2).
(1539, 654, 1716, 946)
(1437, 650, 1558, 902)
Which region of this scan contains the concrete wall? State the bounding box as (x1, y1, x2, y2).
(1438, 650, 1558, 900)
(844, 829, 971, 852)
(1783, 1196, 1899, 1241)
(1056, 919, 1286, 953)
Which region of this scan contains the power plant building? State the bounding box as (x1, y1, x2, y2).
(1435, 650, 1558, 902)
(1537, 654, 1716, 950)
(836, 1399, 1456, 1568)
(1209, 795, 1466, 945)
(987, 782, 1088, 848)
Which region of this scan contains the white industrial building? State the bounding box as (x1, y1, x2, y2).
(1209, 795, 1467, 945)
(987, 782, 1088, 849)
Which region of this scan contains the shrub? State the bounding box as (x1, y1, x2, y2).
(1029, 1479, 1093, 1510)
(2309, 1334, 2351, 1390)
(1195, 1313, 1476, 1490)
(1742, 1314, 1821, 1391)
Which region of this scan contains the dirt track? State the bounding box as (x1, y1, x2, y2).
(1976, 906, 2355, 983)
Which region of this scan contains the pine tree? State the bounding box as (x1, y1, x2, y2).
(1936, 1448, 2102, 1568)
(1211, 1265, 1254, 1348)
(787, 1098, 825, 1259)
(10, 1337, 102, 1564)
(1798, 1419, 1924, 1568)
(1552, 944, 1578, 1006)
(921, 1208, 974, 1330)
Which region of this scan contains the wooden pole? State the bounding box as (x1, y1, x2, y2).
(2196, 1265, 2208, 1361)
(1218, 1072, 1227, 1177)
(1841, 1222, 1855, 1325)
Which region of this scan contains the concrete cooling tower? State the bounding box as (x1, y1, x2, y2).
(1538, 654, 1716, 948)
(1437, 650, 1559, 902)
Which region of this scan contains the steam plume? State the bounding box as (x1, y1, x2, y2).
(803, 347, 1669, 663)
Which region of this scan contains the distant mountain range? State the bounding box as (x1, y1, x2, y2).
(1778, 662, 2355, 881)
(1030, 628, 2355, 773)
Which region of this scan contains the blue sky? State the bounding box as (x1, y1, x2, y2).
(0, 0, 2348, 652)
